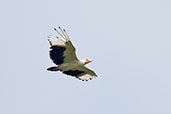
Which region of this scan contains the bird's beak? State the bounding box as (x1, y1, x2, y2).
(88, 59, 92, 63)
(84, 59, 92, 64)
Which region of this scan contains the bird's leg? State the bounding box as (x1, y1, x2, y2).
(58, 26, 69, 42)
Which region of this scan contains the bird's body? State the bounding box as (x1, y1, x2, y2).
(47, 27, 98, 81)
(57, 60, 83, 71)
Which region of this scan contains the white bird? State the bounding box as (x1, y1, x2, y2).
(47, 27, 98, 81)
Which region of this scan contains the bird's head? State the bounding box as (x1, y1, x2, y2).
(82, 59, 92, 65)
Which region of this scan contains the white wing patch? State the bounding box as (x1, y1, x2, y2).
(48, 36, 66, 46)
(69, 66, 98, 81)
(78, 74, 97, 81)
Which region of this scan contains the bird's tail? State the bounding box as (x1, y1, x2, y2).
(47, 66, 59, 71)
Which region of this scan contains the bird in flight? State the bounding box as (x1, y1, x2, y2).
(47, 27, 98, 81)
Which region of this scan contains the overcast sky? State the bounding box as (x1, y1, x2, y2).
(0, 0, 171, 114)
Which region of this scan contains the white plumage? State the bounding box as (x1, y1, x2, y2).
(47, 27, 98, 81)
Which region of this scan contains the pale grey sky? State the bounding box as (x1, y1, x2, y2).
(0, 0, 171, 114)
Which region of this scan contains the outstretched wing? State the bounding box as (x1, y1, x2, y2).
(48, 27, 78, 65)
(62, 66, 98, 81)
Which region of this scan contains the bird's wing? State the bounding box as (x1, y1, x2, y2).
(48, 27, 78, 65)
(62, 66, 98, 81)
